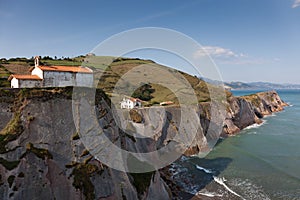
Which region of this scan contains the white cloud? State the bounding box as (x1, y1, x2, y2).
(219, 58, 269, 65)
(292, 0, 300, 8)
(193, 46, 239, 58)
(193, 45, 279, 65)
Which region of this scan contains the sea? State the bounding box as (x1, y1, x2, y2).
(173, 89, 300, 200)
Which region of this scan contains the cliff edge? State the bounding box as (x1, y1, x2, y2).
(222, 90, 288, 135)
(0, 88, 287, 199)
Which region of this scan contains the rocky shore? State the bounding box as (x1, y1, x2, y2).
(0, 88, 287, 199)
(222, 90, 288, 136)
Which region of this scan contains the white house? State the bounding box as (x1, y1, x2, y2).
(120, 97, 142, 109)
(9, 74, 42, 88)
(9, 56, 93, 88)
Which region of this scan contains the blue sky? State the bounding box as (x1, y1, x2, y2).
(0, 0, 299, 83)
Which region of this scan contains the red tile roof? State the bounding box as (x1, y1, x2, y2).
(38, 66, 92, 73)
(129, 97, 143, 102)
(8, 75, 42, 81)
(160, 101, 174, 106)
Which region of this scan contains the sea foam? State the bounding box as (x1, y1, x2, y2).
(195, 165, 213, 174)
(244, 120, 266, 130)
(196, 190, 223, 197)
(213, 176, 245, 199)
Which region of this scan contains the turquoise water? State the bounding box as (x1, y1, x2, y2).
(175, 90, 300, 199)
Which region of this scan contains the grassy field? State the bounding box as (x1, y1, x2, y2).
(0, 64, 11, 87)
(41, 60, 82, 66)
(94, 57, 227, 104)
(0, 56, 231, 103)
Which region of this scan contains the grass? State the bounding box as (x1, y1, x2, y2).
(13, 87, 74, 101)
(1, 62, 31, 75)
(127, 154, 155, 195)
(0, 112, 24, 153)
(42, 59, 81, 66)
(0, 158, 20, 170)
(150, 84, 177, 104)
(130, 172, 154, 195)
(80, 149, 89, 157)
(0, 89, 17, 102)
(3, 61, 30, 65)
(7, 175, 15, 188)
(259, 92, 275, 102)
(0, 64, 11, 87)
(71, 163, 100, 200)
(110, 58, 154, 66)
(18, 172, 24, 178)
(82, 56, 115, 69)
(0, 78, 10, 88)
(0, 88, 33, 153)
(25, 143, 53, 160)
(0, 88, 66, 154)
(82, 56, 154, 70)
(95, 58, 215, 104)
(0, 55, 220, 105)
(72, 132, 80, 140)
(0, 65, 10, 77)
(242, 94, 261, 107)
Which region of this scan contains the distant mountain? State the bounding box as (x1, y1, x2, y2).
(199, 77, 300, 90)
(225, 81, 300, 90)
(225, 82, 253, 89)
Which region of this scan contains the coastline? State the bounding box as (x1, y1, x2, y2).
(0, 88, 289, 199)
(167, 90, 289, 199)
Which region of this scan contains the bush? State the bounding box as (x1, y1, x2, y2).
(0, 158, 20, 170)
(132, 83, 155, 101)
(25, 143, 53, 160)
(71, 163, 100, 200)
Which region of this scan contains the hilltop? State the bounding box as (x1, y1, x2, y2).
(0, 56, 232, 104)
(225, 81, 300, 90)
(201, 77, 300, 90)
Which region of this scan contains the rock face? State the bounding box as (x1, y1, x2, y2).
(0, 88, 172, 200)
(221, 90, 288, 136)
(0, 88, 287, 199)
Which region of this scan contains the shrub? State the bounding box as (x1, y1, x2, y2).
(0, 158, 20, 170)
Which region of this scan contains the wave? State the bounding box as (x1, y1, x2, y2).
(230, 178, 271, 200)
(213, 176, 245, 199)
(196, 190, 223, 197)
(264, 113, 277, 118)
(247, 131, 257, 135)
(195, 165, 213, 174)
(244, 120, 266, 130)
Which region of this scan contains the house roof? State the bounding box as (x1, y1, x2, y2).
(160, 101, 174, 105)
(129, 97, 143, 102)
(35, 66, 93, 73)
(8, 74, 42, 81)
(122, 97, 143, 102)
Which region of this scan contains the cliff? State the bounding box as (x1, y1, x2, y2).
(0, 88, 287, 199)
(222, 91, 288, 135)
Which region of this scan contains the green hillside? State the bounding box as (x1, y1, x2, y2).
(0, 56, 231, 104)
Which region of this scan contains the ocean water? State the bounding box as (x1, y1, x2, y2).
(174, 90, 300, 200)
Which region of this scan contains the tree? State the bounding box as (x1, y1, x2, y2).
(132, 83, 155, 101)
